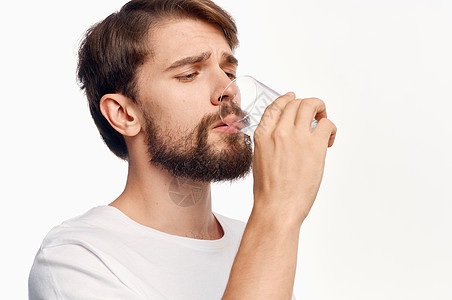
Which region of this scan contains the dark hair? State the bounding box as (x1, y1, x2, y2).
(77, 0, 238, 160)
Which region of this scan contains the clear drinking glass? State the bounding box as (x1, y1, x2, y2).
(219, 75, 318, 137)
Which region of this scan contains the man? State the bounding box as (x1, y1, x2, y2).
(29, 0, 337, 299)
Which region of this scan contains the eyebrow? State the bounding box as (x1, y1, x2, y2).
(165, 51, 238, 71)
(166, 52, 212, 71)
(223, 53, 239, 67)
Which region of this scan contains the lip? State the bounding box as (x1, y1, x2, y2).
(212, 120, 228, 129)
(212, 117, 243, 134)
(212, 124, 242, 134)
(213, 115, 242, 128)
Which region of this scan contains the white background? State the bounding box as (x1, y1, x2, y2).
(1, 0, 451, 299)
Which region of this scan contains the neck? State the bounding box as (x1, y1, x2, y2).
(109, 156, 224, 240)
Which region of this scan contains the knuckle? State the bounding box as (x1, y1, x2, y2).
(254, 124, 271, 139)
(317, 118, 337, 131)
(253, 133, 261, 143)
(304, 97, 325, 107)
(332, 122, 337, 131)
(300, 100, 314, 109)
(254, 126, 264, 138)
(305, 97, 323, 103)
(317, 118, 330, 126)
(253, 131, 263, 144)
(271, 127, 289, 140)
(264, 102, 282, 115)
(317, 99, 326, 107)
(285, 99, 300, 108)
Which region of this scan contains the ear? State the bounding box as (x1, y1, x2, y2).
(100, 93, 141, 137)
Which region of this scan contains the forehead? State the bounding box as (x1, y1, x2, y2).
(148, 18, 233, 67)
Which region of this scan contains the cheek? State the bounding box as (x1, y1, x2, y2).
(139, 70, 217, 130)
(150, 88, 211, 132)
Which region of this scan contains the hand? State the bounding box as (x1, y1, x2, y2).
(252, 92, 337, 227)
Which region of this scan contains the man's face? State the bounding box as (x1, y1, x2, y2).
(134, 18, 252, 182)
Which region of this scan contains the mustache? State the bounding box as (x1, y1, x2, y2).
(219, 101, 247, 121)
(199, 112, 221, 130)
(196, 105, 247, 133)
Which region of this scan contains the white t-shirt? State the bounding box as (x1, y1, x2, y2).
(29, 205, 296, 299)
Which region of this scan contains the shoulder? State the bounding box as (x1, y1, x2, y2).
(29, 243, 143, 299)
(39, 205, 122, 249)
(29, 206, 144, 299)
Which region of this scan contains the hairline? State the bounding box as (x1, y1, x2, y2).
(130, 16, 237, 102)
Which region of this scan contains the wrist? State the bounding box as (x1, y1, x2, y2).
(249, 200, 304, 234)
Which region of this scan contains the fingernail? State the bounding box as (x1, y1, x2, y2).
(286, 92, 295, 97)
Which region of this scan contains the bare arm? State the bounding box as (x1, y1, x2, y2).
(222, 93, 337, 299)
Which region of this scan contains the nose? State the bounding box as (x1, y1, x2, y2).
(211, 73, 238, 106)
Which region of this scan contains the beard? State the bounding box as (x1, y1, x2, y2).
(144, 111, 253, 183)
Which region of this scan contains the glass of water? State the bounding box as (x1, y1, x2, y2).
(219, 75, 318, 137)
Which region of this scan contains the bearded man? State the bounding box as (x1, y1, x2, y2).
(29, 0, 336, 299)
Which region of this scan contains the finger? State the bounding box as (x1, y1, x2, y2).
(328, 124, 337, 147)
(295, 98, 327, 131)
(276, 98, 302, 129)
(314, 118, 337, 148)
(254, 92, 296, 139)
